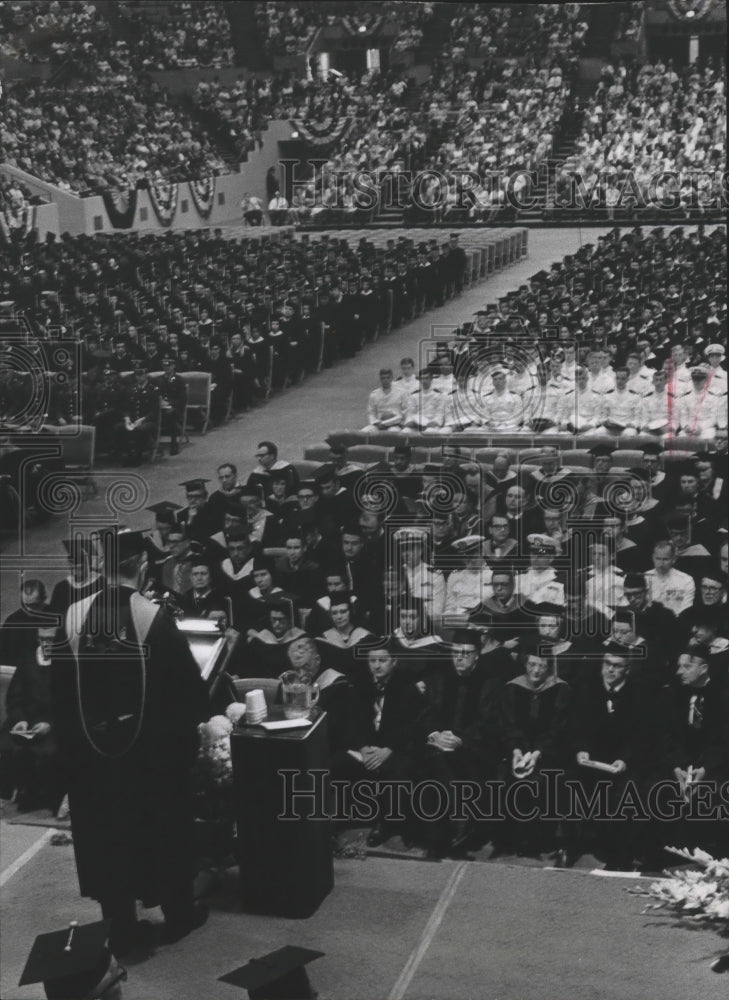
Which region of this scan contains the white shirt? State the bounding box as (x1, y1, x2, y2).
(482, 389, 524, 430)
(406, 387, 445, 427)
(516, 568, 565, 606)
(601, 387, 640, 427)
(645, 568, 695, 616)
(444, 566, 493, 617)
(367, 385, 407, 426)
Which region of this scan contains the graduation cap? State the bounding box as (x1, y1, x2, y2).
(219, 945, 323, 999)
(612, 607, 636, 626)
(147, 501, 182, 524)
(314, 463, 338, 485)
(450, 628, 482, 650)
(115, 529, 150, 561)
(700, 570, 727, 589)
(19, 920, 120, 1000)
(603, 639, 640, 660)
(180, 478, 210, 492)
(533, 601, 565, 618)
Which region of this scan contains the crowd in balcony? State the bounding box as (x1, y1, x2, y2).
(0, 0, 102, 62)
(558, 59, 726, 214)
(254, 1, 323, 56)
(119, 1, 235, 69)
(1, 75, 226, 195)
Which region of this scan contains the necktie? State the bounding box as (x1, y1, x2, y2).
(688, 694, 704, 729)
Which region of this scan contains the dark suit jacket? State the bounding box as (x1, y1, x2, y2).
(661, 681, 729, 781)
(570, 675, 662, 778)
(349, 672, 426, 755)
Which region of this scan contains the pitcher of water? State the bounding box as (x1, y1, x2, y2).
(279, 670, 320, 720)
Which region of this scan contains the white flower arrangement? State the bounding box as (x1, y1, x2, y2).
(633, 846, 729, 968)
(192, 715, 235, 825)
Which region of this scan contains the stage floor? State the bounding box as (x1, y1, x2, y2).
(1, 819, 726, 1000)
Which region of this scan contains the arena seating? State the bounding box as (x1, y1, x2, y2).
(304, 434, 716, 464)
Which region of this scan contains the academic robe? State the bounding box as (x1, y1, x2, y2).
(51, 585, 209, 905)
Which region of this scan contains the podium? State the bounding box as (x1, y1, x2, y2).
(230, 710, 334, 918)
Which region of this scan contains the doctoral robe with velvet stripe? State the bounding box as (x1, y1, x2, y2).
(51, 584, 209, 905)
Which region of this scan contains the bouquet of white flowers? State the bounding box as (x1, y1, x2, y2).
(632, 847, 729, 972)
(192, 715, 234, 824)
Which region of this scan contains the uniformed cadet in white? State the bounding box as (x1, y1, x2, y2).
(536, 373, 572, 430)
(363, 367, 408, 432)
(677, 365, 725, 438)
(705, 344, 727, 394)
(396, 528, 447, 625)
(638, 369, 677, 435)
(625, 352, 653, 397)
(395, 357, 420, 395)
(516, 535, 565, 606)
(432, 371, 457, 397)
(586, 350, 616, 396)
(508, 361, 540, 418)
(443, 377, 477, 432)
(465, 369, 499, 428)
(482, 368, 525, 431)
(666, 344, 692, 395)
(443, 536, 493, 620)
(598, 366, 640, 435)
(645, 540, 695, 616)
(404, 369, 446, 432)
(562, 367, 602, 432)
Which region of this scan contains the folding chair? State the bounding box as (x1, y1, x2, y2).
(181, 371, 212, 437)
(54, 424, 97, 497)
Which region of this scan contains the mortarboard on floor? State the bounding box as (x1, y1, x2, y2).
(219, 945, 324, 999)
(19, 920, 118, 1000)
